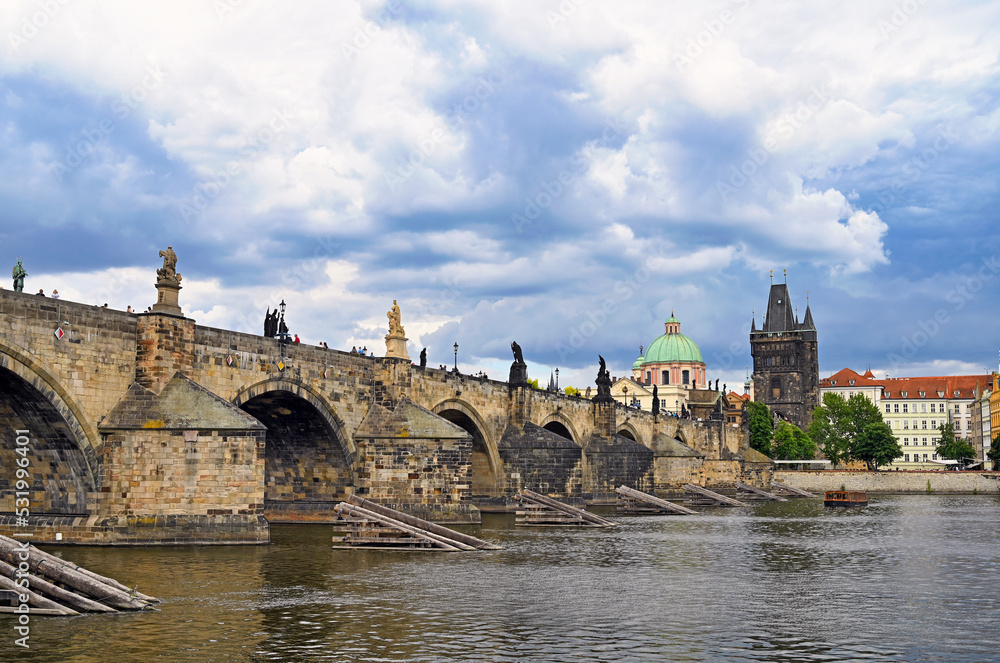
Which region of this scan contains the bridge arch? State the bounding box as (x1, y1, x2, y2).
(432, 398, 502, 497)
(538, 411, 581, 444)
(232, 377, 355, 521)
(616, 422, 641, 444)
(0, 340, 99, 515)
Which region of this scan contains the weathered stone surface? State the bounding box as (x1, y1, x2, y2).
(0, 288, 765, 543)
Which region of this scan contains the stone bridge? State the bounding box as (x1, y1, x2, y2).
(0, 285, 758, 544)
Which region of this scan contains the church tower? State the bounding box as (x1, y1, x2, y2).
(749, 276, 819, 430)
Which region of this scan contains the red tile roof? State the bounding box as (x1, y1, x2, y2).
(821, 368, 992, 400)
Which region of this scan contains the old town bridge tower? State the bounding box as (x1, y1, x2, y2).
(750, 278, 819, 430)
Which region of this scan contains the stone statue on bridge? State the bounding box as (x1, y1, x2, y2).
(652, 384, 660, 415)
(384, 299, 410, 360)
(157, 246, 179, 282)
(508, 340, 528, 385)
(11, 259, 27, 292)
(419, 347, 427, 368)
(593, 355, 613, 403)
(387, 300, 404, 336)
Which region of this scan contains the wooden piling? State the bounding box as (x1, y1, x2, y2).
(683, 484, 750, 507)
(515, 489, 618, 527)
(736, 482, 788, 502)
(0, 534, 158, 615)
(346, 495, 502, 549)
(615, 485, 697, 515)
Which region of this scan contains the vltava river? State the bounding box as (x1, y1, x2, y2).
(3, 494, 999, 662)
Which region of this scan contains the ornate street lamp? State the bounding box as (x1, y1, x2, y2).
(555, 367, 559, 391)
(453, 342, 459, 373)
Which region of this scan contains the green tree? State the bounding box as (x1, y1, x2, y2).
(771, 421, 817, 460)
(987, 433, 1000, 469)
(527, 378, 540, 389)
(746, 400, 774, 457)
(853, 421, 902, 470)
(564, 386, 580, 397)
(808, 393, 885, 467)
(935, 423, 976, 467)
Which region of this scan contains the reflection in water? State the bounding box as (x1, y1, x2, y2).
(2, 495, 999, 662)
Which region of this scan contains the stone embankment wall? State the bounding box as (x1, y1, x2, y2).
(776, 470, 1000, 494)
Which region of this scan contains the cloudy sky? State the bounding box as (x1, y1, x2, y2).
(2, 0, 999, 390)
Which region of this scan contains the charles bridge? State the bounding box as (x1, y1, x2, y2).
(0, 266, 762, 545)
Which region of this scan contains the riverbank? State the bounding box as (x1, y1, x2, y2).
(776, 469, 1000, 493)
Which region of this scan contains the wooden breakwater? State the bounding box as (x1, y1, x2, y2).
(0, 534, 159, 616)
(333, 496, 502, 551)
(615, 485, 697, 515)
(515, 489, 617, 527)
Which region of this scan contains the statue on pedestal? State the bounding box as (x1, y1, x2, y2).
(508, 340, 528, 385)
(384, 299, 410, 360)
(11, 259, 27, 292)
(157, 246, 180, 282)
(652, 384, 660, 416)
(387, 300, 404, 336)
(594, 355, 613, 402)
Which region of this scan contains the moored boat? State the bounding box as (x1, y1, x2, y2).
(824, 490, 868, 507)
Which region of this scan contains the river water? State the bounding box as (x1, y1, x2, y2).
(3, 494, 999, 662)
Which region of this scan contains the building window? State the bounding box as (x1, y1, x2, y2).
(922, 420, 927, 429)
(662, 370, 669, 385)
(955, 404, 961, 412)
(903, 404, 908, 413)
(903, 438, 909, 446)
(682, 369, 690, 386)
(645, 371, 651, 384)
(967, 420, 972, 430)
(770, 376, 781, 398)
(902, 391, 908, 397)
(932, 454, 938, 460)
(921, 403, 927, 413)
(930, 403, 936, 413)
(885, 404, 891, 413)
(922, 438, 928, 443)
(903, 420, 909, 429)
(923, 454, 928, 461)
(894, 403, 900, 413)
(904, 454, 910, 462)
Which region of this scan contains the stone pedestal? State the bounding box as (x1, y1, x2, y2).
(152, 278, 183, 316)
(508, 360, 528, 386)
(384, 333, 410, 360)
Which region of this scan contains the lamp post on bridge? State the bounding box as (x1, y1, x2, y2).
(453, 342, 458, 373)
(555, 367, 559, 392)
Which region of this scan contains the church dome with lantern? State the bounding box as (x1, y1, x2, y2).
(631, 313, 707, 389)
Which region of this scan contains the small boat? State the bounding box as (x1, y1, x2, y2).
(824, 490, 868, 507)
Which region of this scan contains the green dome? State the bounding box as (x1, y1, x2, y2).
(632, 356, 644, 369)
(643, 332, 703, 364)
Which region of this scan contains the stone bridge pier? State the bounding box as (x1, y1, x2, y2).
(1, 283, 759, 546)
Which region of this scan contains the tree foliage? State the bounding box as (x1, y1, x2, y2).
(563, 386, 580, 397)
(853, 421, 902, 470)
(527, 378, 540, 389)
(808, 393, 887, 467)
(987, 433, 1000, 468)
(935, 423, 976, 465)
(771, 421, 817, 460)
(746, 400, 774, 457)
